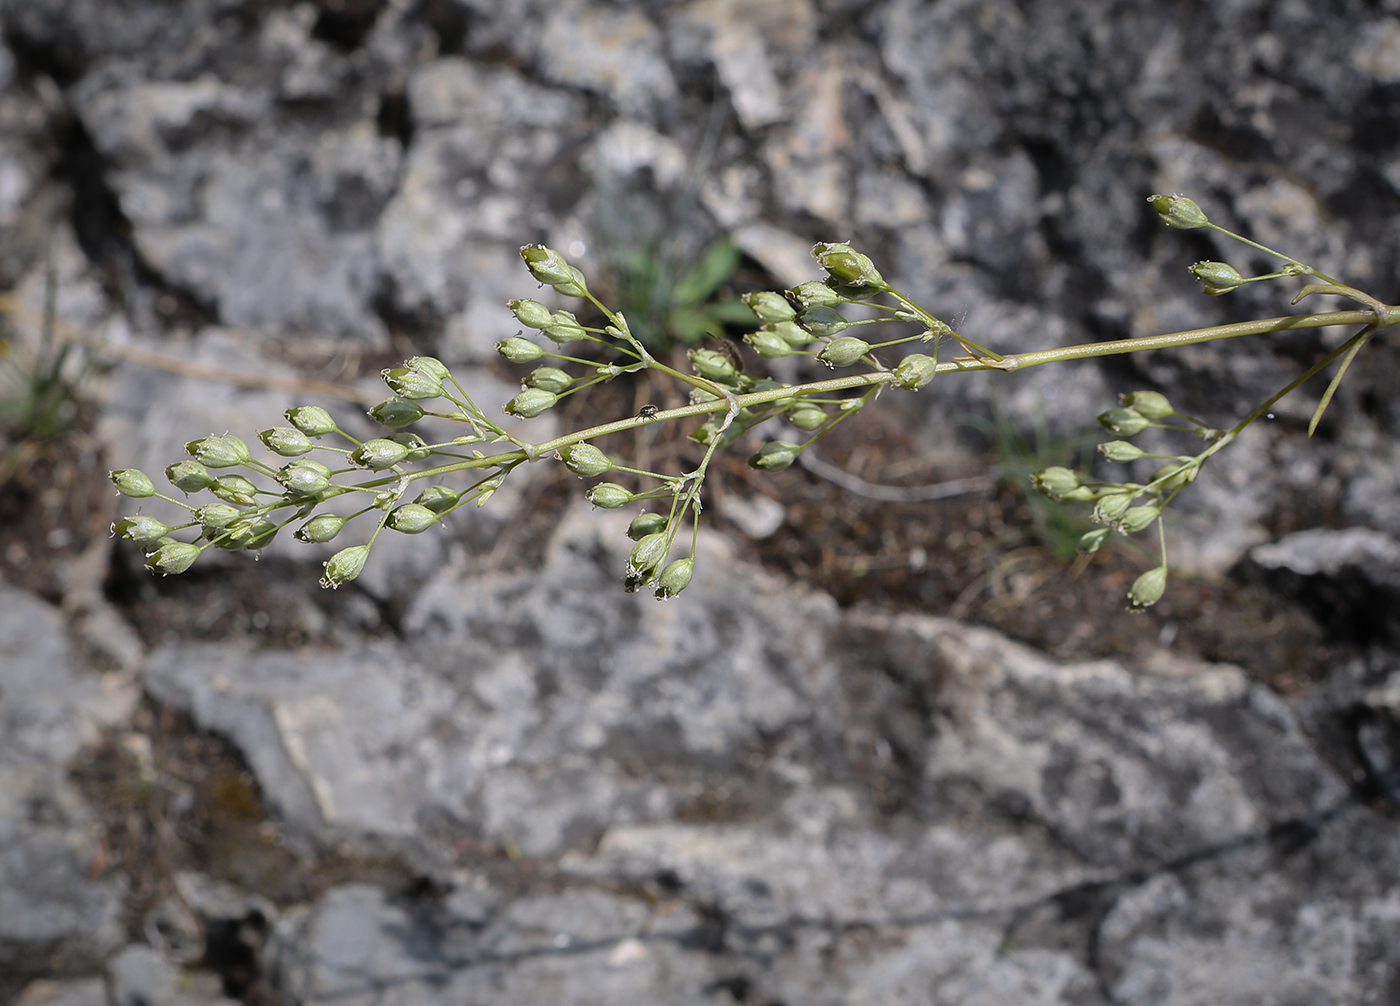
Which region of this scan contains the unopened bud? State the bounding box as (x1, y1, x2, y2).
(498, 337, 544, 363)
(258, 426, 315, 457)
(812, 242, 886, 289)
(277, 459, 333, 496)
(409, 357, 450, 381)
(320, 544, 370, 588)
(1093, 492, 1135, 525)
(1030, 466, 1082, 500)
(1148, 194, 1209, 229)
(628, 532, 669, 575)
(1098, 440, 1147, 463)
(1077, 527, 1112, 555)
(1098, 407, 1151, 437)
(748, 441, 801, 472)
(798, 306, 850, 338)
(145, 541, 201, 575)
(689, 348, 739, 382)
(525, 366, 573, 394)
(745, 327, 795, 358)
(382, 366, 443, 401)
(743, 291, 797, 323)
(215, 517, 278, 551)
(388, 503, 439, 534)
(772, 321, 817, 347)
(627, 512, 668, 541)
(386, 431, 431, 462)
(368, 397, 426, 429)
(544, 310, 587, 344)
(509, 298, 554, 328)
(893, 354, 937, 390)
(285, 406, 337, 437)
(414, 485, 461, 513)
(520, 244, 588, 297)
(586, 482, 633, 509)
(195, 503, 242, 532)
(1189, 260, 1244, 295)
(1117, 505, 1161, 534)
(114, 513, 171, 543)
(210, 475, 260, 507)
(111, 469, 157, 498)
(295, 513, 347, 543)
(1127, 566, 1168, 611)
(817, 335, 870, 367)
(785, 403, 828, 431)
(787, 281, 845, 310)
(654, 557, 694, 599)
(1151, 462, 1197, 492)
(185, 435, 252, 469)
(166, 460, 214, 493)
(560, 443, 612, 477)
(504, 388, 559, 419)
(1120, 391, 1174, 421)
(350, 438, 411, 469)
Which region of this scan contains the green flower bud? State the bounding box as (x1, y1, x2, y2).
(1150, 462, 1197, 492)
(382, 366, 443, 401)
(586, 482, 633, 509)
(787, 281, 846, 310)
(1117, 505, 1161, 534)
(797, 306, 850, 338)
(812, 242, 886, 289)
(504, 388, 559, 419)
(525, 366, 573, 394)
(321, 544, 371, 588)
(627, 532, 669, 575)
(285, 406, 338, 437)
(543, 310, 587, 344)
(1097, 407, 1151, 437)
(386, 432, 431, 462)
(210, 474, 260, 507)
(893, 354, 938, 391)
(414, 485, 462, 513)
(367, 397, 426, 429)
(748, 441, 801, 472)
(653, 557, 694, 599)
(114, 513, 171, 543)
(1148, 194, 1209, 229)
(258, 426, 315, 457)
(560, 443, 612, 477)
(785, 403, 828, 431)
(408, 357, 450, 381)
(742, 291, 797, 324)
(1061, 485, 1099, 502)
(626, 511, 668, 541)
(1189, 260, 1244, 295)
(110, 469, 157, 498)
(388, 503, 440, 534)
(1098, 440, 1147, 463)
(295, 513, 347, 543)
(1120, 391, 1174, 421)
(195, 503, 242, 531)
(277, 458, 333, 496)
(1077, 527, 1112, 555)
(166, 460, 214, 493)
(214, 517, 278, 551)
(689, 348, 738, 382)
(509, 298, 554, 328)
(772, 320, 817, 347)
(1127, 566, 1168, 611)
(1030, 466, 1082, 500)
(745, 327, 795, 359)
(498, 337, 544, 363)
(520, 244, 588, 297)
(817, 335, 870, 367)
(350, 438, 411, 469)
(145, 540, 201, 575)
(185, 435, 252, 469)
(1093, 492, 1135, 525)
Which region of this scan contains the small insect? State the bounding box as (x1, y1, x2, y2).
(637, 404, 659, 419)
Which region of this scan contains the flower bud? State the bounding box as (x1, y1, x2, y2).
(586, 482, 633, 509)
(388, 503, 439, 534)
(544, 310, 587, 344)
(409, 356, 450, 381)
(1189, 260, 1244, 295)
(509, 298, 554, 328)
(185, 435, 252, 469)
(504, 388, 559, 419)
(812, 242, 886, 288)
(628, 532, 670, 575)
(1077, 527, 1112, 555)
(498, 336, 544, 363)
(1097, 407, 1151, 437)
(382, 366, 443, 401)
(215, 517, 278, 551)
(350, 438, 411, 469)
(797, 306, 850, 338)
(386, 432, 431, 462)
(277, 458, 333, 496)
(745, 327, 795, 358)
(748, 441, 801, 472)
(653, 557, 694, 599)
(893, 354, 938, 391)
(817, 335, 870, 367)
(295, 513, 347, 543)
(1127, 566, 1168, 611)
(1093, 492, 1135, 525)
(1117, 505, 1161, 534)
(1148, 194, 1209, 229)
(785, 403, 828, 431)
(525, 366, 573, 394)
(1151, 462, 1197, 492)
(414, 485, 461, 513)
(195, 503, 242, 531)
(1120, 391, 1174, 421)
(145, 541, 201, 575)
(1030, 466, 1082, 500)
(1098, 440, 1147, 463)
(689, 348, 738, 382)
(166, 460, 214, 493)
(743, 291, 797, 323)
(285, 406, 337, 437)
(210, 475, 260, 507)
(368, 397, 426, 429)
(560, 443, 612, 477)
(627, 511, 668, 541)
(110, 468, 157, 498)
(520, 245, 588, 297)
(771, 321, 817, 347)
(258, 426, 315, 457)
(321, 544, 370, 588)
(114, 513, 171, 543)
(787, 281, 845, 310)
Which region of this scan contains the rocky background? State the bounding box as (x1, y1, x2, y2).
(4, 0, 1400, 1003)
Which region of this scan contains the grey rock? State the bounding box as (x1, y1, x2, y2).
(107, 944, 236, 1006)
(11, 977, 108, 1006)
(1252, 526, 1400, 588)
